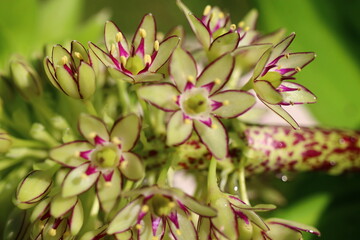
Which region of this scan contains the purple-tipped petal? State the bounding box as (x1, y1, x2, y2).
(166, 110, 193, 146)
(262, 101, 300, 129)
(50, 141, 92, 167)
(78, 113, 110, 145)
(149, 36, 180, 72)
(268, 33, 296, 63)
(105, 21, 129, 57)
(132, 14, 156, 55)
(279, 81, 317, 105)
(254, 80, 283, 105)
(110, 114, 141, 152)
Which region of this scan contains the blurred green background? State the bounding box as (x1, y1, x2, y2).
(0, 0, 360, 239)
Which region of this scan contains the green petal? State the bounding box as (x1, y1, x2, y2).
(255, 28, 286, 45)
(132, 72, 164, 83)
(55, 66, 80, 98)
(208, 32, 239, 61)
(166, 111, 193, 146)
(266, 218, 320, 236)
(138, 83, 179, 112)
(269, 33, 296, 63)
(264, 223, 302, 240)
(169, 47, 197, 92)
(165, 25, 185, 46)
(149, 36, 180, 72)
(133, 14, 156, 55)
(79, 225, 107, 240)
(197, 54, 234, 95)
(242, 209, 268, 231)
(89, 42, 116, 67)
(52, 45, 72, 66)
(168, 209, 197, 240)
(280, 82, 317, 104)
(105, 21, 129, 57)
(78, 113, 109, 144)
(211, 90, 256, 118)
(232, 44, 272, 67)
(30, 198, 51, 222)
(177, 0, 211, 48)
(120, 152, 145, 180)
(43, 57, 61, 91)
(16, 170, 52, 205)
(262, 101, 300, 129)
(254, 80, 283, 104)
(242, 9, 258, 30)
(50, 141, 91, 167)
(71, 41, 90, 67)
(70, 200, 84, 235)
(198, 217, 211, 240)
(97, 169, 122, 213)
(62, 164, 100, 197)
(115, 230, 133, 240)
(194, 116, 227, 159)
(210, 197, 238, 239)
(277, 52, 316, 76)
(50, 194, 77, 218)
(107, 197, 143, 234)
(78, 62, 96, 99)
(108, 67, 134, 83)
(252, 47, 272, 80)
(110, 114, 141, 152)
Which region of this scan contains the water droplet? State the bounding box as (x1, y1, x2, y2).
(234, 186, 238, 192)
(281, 175, 288, 182)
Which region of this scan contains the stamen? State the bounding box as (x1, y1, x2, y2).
(152, 237, 159, 240)
(223, 100, 230, 106)
(176, 229, 182, 235)
(141, 205, 149, 213)
(116, 32, 123, 42)
(61, 56, 68, 65)
(120, 56, 127, 66)
(238, 21, 245, 28)
(172, 95, 178, 102)
(49, 228, 57, 236)
(154, 40, 160, 51)
(203, 5, 211, 16)
(110, 43, 117, 55)
(214, 78, 221, 85)
(39, 223, 45, 229)
(121, 160, 128, 169)
(184, 119, 192, 125)
(112, 136, 122, 145)
(187, 75, 195, 83)
(285, 53, 290, 59)
(168, 202, 176, 208)
(88, 132, 97, 139)
(230, 24, 237, 31)
(295, 66, 302, 72)
(136, 224, 142, 230)
(139, 28, 147, 38)
(218, 12, 225, 19)
(74, 151, 80, 157)
(144, 54, 152, 65)
(105, 181, 112, 187)
(211, 124, 218, 129)
(244, 26, 250, 32)
(74, 52, 83, 60)
(81, 173, 88, 179)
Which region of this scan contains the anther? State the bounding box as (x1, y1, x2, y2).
(81, 173, 88, 179)
(116, 32, 123, 42)
(74, 151, 80, 157)
(74, 52, 83, 60)
(244, 26, 250, 32)
(136, 224, 142, 230)
(295, 66, 302, 72)
(168, 202, 176, 208)
(203, 5, 211, 16)
(211, 124, 218, 129)
(172, 95, 178, 102)
(120, 56, 127, 66)
(218, 12, 225, 19)
(121, 160, 128, 169)
(112, 136, 122, 145)
(152, 236, 159, 240)
(187, 75, 195, 83)
(144, 54, 152, 65)
(285, 53, 290, 59)
(184, 119, 192, 125)
(141, 205, 149, 213)
(230, 24, 237, 31)
(110, 43, 117, 55)
(176, 229, 182, 235)
(223, 100, 230, 106)
(214, 78, 221, 85)
(61, 56, 68, 65)
(49, 228, 57, 236)
(139, 28, 147, 38)
(105, 181, 112, 187)
(238, 21, 245, 28)
(88, 132, 97, 139)
(154, 40, 160, 51)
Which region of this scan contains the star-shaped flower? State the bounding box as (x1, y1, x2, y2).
(107, 186, 217, 240)
(50, 114, 144, 199)
(138, 48, 255, 159)
(250, 33, 317, 129)
(89, 14, 180, 84)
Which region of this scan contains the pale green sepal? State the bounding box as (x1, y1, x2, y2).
(80, 225, 107, 240)
(242, 9, 258, 30)
(243, 210, 268, 231)
(165, 25, 185, 46)
(52, 45, 72, 66)
(149, 36, 180, 72)
(133, 14, 156, 55)
(50, 194, 77, 218)
(16, 170, 52, 205)
(120, 152, 145, 180)
(208, 32, 239, 61)
(105, 21, 129, 56)
(211, 91, 256, 118)
(70, 200, 84, 235)
(256, 28, 286, 45)
(262, 101, 300, 129)
(89, 42, 116, 67)
(254, 80, 283, 104)
(166, 110, 193, 146)
(97, 168, 121, 213)
(71, 41, 90, 68)
(198, 217, 211, 240)
(252, 47, 272, 80)
(168, 209, 197, 240)
(277, 52, 316, 74)
(269, 33, 296, 63)
(78, 113, 110, 144)
(78, 62, 96, 99)
(265, 223, 302, 240)
(280, 82, 317, 104)
(169, 47, 197, 92)
(107, 197, 143, 234)
(108, 67, 134, 83)
(194, 116, 227, 160)
(110, 114, 141, 152)
(62, 164, 100, 197)
(30, 198, 51, 222)
(138, 214, 154, 240)
(237, 217, 253, 240)
(133, 72, 164, 83)
(43, 218, 68, 239)
(50, 141, 91, 167)
(266, 218, 320, 236)
(232, 44, 272, 66)
(44, 58, 61, 91)
(197, 54, 234, 95)
(55, 67, 80, 98)
(138, 84, 179, 112)
(115, 230, 133, 240)
(211, 197, 238, 239)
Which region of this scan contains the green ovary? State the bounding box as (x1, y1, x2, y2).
(125, 55, 145, 75)
(95, 147, 118, 168)
(183, 93, 208, 115)
(150, 194, 175, 217)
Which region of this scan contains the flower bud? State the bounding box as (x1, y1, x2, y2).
(0, 130, 12, 153)
(44, 41, 96, 99)
(10, 59, 42, 100)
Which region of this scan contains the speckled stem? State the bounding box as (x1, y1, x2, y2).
(242, 125, 360, 175)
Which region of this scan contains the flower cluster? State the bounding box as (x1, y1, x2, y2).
(3, 1, 359, 240)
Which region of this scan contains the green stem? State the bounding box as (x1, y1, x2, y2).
(83, 100, 98, 116)
(238, 160, 250, 205)
(11, 138, 46, 149)
(157, 153, 174, 187)
(241, 79, 254, 91)
(207, 157, 221, 202)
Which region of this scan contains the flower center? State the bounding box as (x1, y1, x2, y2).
(149, 194, 176, 217)
(259, 72, 282, 88)
(125, 55, 145, 75)
(180, 88, 211, 118)
(91, 144, 120, 169)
